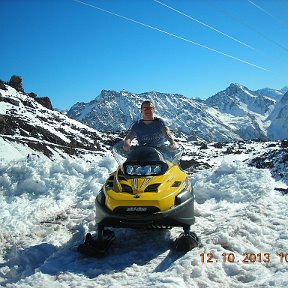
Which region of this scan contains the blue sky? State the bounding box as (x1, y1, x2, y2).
(1, 0, 288, 109)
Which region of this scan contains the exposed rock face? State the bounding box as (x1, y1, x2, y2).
(34, 96, 53, 110)
(248, 147, 288, 184)
(3, 76, 53, 110)
(0, 80, 7, 90)
(8, 75, 24, 92)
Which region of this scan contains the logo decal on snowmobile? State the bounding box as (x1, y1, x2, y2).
(126, 207, 147, 212)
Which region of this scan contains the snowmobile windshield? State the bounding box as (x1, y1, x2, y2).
(112, 141, 183, 167)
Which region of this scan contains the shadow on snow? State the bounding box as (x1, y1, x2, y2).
(1, 227, 184, 285)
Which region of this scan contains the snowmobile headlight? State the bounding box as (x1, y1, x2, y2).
(125, 165, 140, 175)
(126, 165, 134, 175)
(125, 164, 163, 176)
(143, 165, 152, 175)
(135, 166, 143, 175)
(152, 165, 162, 174)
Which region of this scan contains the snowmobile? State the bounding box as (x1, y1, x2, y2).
(78, 141, 200, 257)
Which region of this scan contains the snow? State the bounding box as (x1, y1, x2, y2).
(1, 143, 288, 287)
(0, 138, 40, 161)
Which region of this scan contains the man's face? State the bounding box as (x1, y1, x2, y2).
(141, 103, 155, 119)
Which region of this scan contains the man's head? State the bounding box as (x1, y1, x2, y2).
(141, 100, 155, 120)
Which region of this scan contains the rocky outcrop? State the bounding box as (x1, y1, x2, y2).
(8, 75, 24, 92)
(34, 96, 53, 110)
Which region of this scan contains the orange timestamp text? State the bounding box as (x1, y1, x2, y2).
(200, 252, 288, 264)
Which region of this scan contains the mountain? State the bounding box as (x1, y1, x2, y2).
(205, 83, 277, 140)
(267, 91, 288, 139)
(68, 89, 247, 142)
(67, 83, 285, 142)
(205, 83, 275, 117)
(0, 84, 118, 161)
(1, 80, 287, 156)
(255, 86, 288, 101)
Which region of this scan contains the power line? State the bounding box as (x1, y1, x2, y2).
(247, 0, 288, 28)
(213, 2, 288, 53)
(153, 0, 255, 50)
(72, 0, 269, 72)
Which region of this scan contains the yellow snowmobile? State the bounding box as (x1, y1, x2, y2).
(78, 142, 200, 257)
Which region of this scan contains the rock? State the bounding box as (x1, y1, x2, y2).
(9, 75, 24, 92)
(34, 97, 53, 110)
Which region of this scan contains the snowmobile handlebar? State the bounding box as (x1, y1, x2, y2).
(112, 141, 183, 166)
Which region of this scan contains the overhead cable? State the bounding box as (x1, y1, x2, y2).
(72, 0, 269, 72)
(153, 0, 255, 50)
(247, 0, 288, 28)
(214, 1, 288, 53)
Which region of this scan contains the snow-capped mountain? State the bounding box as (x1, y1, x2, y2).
(205, 83, 275, 117)
(205, 83, 278, 140)
(67, 83, 288, 142)
(67, 89, 243, 142)
(267, 91, 288, 139)
(255, 86, 288, 101)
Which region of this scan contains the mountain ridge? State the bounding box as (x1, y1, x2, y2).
(67, 83, 287, 141)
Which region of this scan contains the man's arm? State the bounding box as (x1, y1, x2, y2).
(162, 126, 176, 150)
(123, 130, 136, 151)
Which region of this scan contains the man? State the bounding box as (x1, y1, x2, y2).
(123, 100, 176, 152)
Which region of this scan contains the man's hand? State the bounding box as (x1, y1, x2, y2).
(123, 141, 131, 152)
(169, 142, 177, 151)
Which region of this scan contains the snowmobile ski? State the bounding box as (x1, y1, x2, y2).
(78, 230, 115, 257)
(173, 231, 200, 252)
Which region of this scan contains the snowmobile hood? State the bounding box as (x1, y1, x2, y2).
(102, 142, 192, 213)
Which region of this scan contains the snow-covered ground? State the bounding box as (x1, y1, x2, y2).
(1, 139, 288, 288)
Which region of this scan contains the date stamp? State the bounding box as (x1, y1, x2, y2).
(200, 252, 288, 264)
